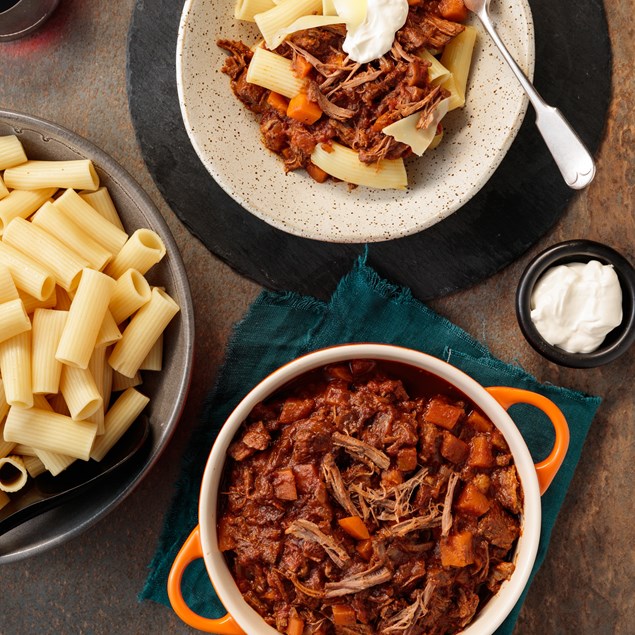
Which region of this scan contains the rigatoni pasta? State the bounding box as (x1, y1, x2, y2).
(3, 406, 98, 461)
(0, 331, 33, 409)
(56, 268, 116, 369)
(0, 298, 31, 345)
(109, 268, 151, 325)
(3, 159, 99, 191)
(0, 187, 57, 233)
(0, 455, 28, 493)
(31, 309, 68, 394)
(79, 187, 125, 230)
(90, 388, 150, 461)
(0, 135, 28, 170)
(31, 202, 113, 271)
(0, 147, 179, 499)
(104, 229, 166, 279)
(3, 217, 89, 291)
(53, 188, 128, 256)
(109, 287, 180, 378)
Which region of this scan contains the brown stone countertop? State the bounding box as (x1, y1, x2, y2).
(0, 0, 632, 633)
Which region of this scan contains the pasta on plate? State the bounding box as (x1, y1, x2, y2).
(0, 134, 180, 504)
(218, 0, 477, 189)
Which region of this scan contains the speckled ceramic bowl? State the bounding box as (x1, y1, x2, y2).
(176, 0, 534, 243)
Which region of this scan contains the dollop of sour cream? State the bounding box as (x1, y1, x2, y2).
(341, 0, 409, 64)
(530, 260, 623, 354)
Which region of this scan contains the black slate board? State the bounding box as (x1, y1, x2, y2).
(126, 0, 611, 301)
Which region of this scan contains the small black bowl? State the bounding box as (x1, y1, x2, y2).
(516, 240, 635, 368)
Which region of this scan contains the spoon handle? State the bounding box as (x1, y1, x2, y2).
(474, 5, 596, 189)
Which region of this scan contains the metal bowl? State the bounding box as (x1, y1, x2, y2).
(0, 109, 195, 562)
(516, 239, 635, 368)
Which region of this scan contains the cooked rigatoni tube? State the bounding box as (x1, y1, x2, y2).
(0, 174, 9, 200)
(0, 187, 57, 234)
(255, 0, 322, 49)
(90, 388, 149, 461)
(311, 142, 408, 190)
(0, 241, 56, 300)
(0, 299, 31, 345)
(108, 287, 179, 378)
(53, 189, 128, 256)
(111, 369, 142, 392)
(0, 331, 32, 408)
(140, 333, 163, 371)
(59, 365, 103, 420)
(109, 269, 151, 324)
(235, 0, 275, 21)
(31, 202, 113, 271)
(56, 268, 116, 369)
(79, 187, 125, 230)
(30, 395, 77, 475)
(3, 406, 97, 460)
(94, 310, 122, 348)
(18, 287, 57, 315)
(0, 490, 10, 510)
(246, 47, 305, 98)
(0, 455, 28, 493)
(22, 454, 47, 478)
(3, 218, 89, 291)
(104, 229, 166, 279)
(3, 159, 99, 191)
(31, 309, 68, 394)
(0, 264, 19, 303)
(0, 135, 28, 170)
(12, 444, 37, 456)
(437, 25, 477, 110)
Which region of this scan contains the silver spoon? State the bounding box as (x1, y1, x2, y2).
(464, 0, 596, 189)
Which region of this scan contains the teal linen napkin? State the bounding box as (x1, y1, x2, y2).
(140, 256, 601, 634)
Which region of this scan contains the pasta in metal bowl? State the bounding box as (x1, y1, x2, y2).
(177, 0, 534, 242)
(0, 110, 194, 562)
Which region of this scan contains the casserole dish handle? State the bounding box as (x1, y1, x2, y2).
(486, 386, 570, 494)
(167, 525, 245, 634)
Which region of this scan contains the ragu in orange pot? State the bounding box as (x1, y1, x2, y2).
(168, 344, 569, 635)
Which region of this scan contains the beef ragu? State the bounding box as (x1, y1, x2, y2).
(218, 360, 523, 635)
(217, 0, 467, 183)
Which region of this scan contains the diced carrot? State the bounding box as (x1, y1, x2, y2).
(287, 614, 305, 635)
(468, 435, 495, 468)
(396, 446, 418, 472)
(320, 142, 333, 153)
(332, 604, 356, 626)
(440, 432, 469, 464)
(267, 91, 289, 117)
(306, 161, 329, 183)
(466, 410, 494, 432)
(425, 398, 464, 430)
(292, 55, 313, 78)
(438, 0, 469, 22)
(356, 539, 373, 561)
(455, 482, 492, 516)
(338, 516, 370, 540)
(273, 468, 298, 500)
(440, 531, 474, 567)
(287, 93, 322, 125)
